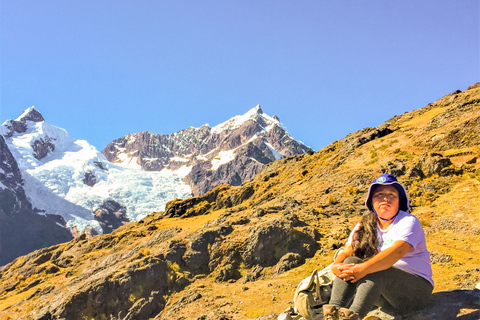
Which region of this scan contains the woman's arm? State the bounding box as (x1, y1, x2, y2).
(339, 240, 412, 283)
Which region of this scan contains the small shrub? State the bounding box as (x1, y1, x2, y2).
(394, 149, 413, 159)
(379, 144, 389, 151)
(139, 248, 151, 256)
(327, 194, 336, 205)
(420, 220, 430, 228)
(346, 186, 359, 195)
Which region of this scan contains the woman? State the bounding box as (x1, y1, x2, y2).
(323, 174, 433, 320)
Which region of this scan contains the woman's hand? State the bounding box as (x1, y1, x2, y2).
(331, 262, 352, 278)
(337, 263, 368, 283)
(336, 240, 413, 283)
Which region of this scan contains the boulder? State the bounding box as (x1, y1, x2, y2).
(274, 253, 304, 275)
(242, 218, 317, 268)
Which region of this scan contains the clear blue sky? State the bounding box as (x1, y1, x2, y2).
(1, 1, 479, 151)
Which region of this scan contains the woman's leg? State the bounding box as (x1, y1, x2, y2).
(348, 267, 433, 317)
(328, 256, 363, 308)
(378, 267, 433, 311)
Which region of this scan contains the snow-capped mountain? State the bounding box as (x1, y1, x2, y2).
(102, 105, 311, 195)
(1, 107, 192, 236)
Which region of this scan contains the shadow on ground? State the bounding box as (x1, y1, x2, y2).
(368, 289, 480, 320)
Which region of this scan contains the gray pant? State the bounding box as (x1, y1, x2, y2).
(329, 256, 433, 317)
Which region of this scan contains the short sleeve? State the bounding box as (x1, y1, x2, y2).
(394, 215, 424, 248)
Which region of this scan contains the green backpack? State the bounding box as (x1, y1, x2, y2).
(292, 264, 334, 320)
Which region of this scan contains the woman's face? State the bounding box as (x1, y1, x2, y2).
(372, 185, 400, 220)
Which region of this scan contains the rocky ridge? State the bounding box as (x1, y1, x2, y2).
(1, 84, 480, 319)
(102, 105, 311, 196)
(0, 134, 73, 266)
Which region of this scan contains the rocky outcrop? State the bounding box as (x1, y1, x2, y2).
(32, 136, 56, 160)
(342, 125, 396, 153)
(0, 135, 73, 266)
(162, 183, 256, 219)
(94, 199, 130, 234)
(83, 171, 97, 186)
(102, 106, 311, 196)
(274, 253, 305, 275)
(423, 154, 453, 177)
(242, 218, 317, 268)
(0, 135, 27, 216)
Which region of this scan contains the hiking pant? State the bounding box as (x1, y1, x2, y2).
(329, 256, 433, 317)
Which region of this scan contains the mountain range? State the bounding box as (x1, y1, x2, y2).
(102, 105, 310, 196)
(0, 83, 479, 319)
(0, 106, 309, 265)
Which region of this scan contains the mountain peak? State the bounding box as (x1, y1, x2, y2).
(244, 104, 263, 117)
(17, 106, 45, 123)
(211, 105, 280, 134)
(1, 107, 45, 138)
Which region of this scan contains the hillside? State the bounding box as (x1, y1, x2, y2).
(1, 84, 479, 319)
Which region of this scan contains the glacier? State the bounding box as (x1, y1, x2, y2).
(1, 111, 193, 234)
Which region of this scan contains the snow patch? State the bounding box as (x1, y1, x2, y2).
(127, 135, 136, 144)
(170, 156, 190, 163)
(249, 157, 262, 164)
(211, 149, 236, 170)
(196, 154, 208, 161)
(265, 142, 283, 160)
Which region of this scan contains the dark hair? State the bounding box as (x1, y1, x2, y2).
(351, 211, 378, 259)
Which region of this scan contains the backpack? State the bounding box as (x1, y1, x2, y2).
(292, 264, 334, 320)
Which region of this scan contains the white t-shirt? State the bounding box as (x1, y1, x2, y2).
(347, 210, 434, 287)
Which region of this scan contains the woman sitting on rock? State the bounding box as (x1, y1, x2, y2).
(323, 174, 433, 320)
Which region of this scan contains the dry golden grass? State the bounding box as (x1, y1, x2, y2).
(400, 106, 449, 129)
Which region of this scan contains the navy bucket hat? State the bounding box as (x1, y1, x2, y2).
(365, 174, 410, 212)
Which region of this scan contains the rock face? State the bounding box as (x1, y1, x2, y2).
(0, 135, 73, 266)
(94, 199, 130, 234)
(102, 106, 311, 196)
